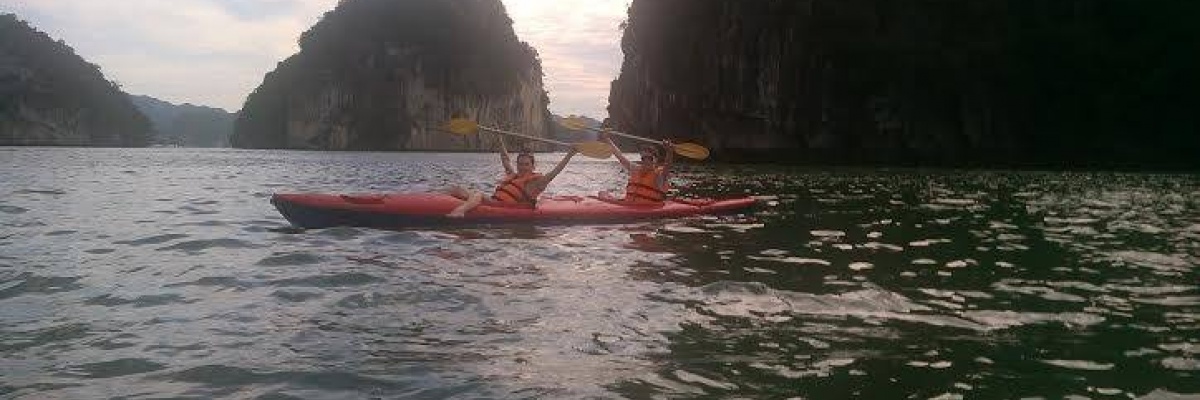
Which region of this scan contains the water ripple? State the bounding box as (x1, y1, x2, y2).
(157, 238, 260, 252)
(3, 149, 1199, 398)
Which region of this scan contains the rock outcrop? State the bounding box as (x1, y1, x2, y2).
(0, 14, 151, 147)
(232, 0, 551, 151)
(609, 1, 1200, 168)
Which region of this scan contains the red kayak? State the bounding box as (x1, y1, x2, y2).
(271, 193, 757, 229)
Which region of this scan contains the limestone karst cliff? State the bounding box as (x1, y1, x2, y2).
(609, 1, 1200, 168)
(0, 14, 151, 147)
(232, 0, 551, 151)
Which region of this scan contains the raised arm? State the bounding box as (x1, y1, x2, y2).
(601, 131, 633, 171)
(531, 149, 578, 193)
(498, 136, 514, 175)
(660, 140, 675, 177)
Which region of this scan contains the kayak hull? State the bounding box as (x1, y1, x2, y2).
(271, 193, 756, 229)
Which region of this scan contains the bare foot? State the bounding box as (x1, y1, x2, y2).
(447, 210, 466, 218)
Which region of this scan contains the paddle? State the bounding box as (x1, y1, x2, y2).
(445, 119, 613, 159)
(560, 116, 711, 160)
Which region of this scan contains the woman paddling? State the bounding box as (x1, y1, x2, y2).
(599, 131, 675, 204)
(446, 136, 578, 217)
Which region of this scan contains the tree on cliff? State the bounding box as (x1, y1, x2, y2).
(0, 14, 151, 147)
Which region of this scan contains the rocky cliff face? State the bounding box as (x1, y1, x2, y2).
(0, 14, 151, 147)
(609, 1, 1200, 168)
(232, 0, 551, 151)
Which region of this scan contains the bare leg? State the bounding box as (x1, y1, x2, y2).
(447, 191, 483, 218)
(444, 186, 471, 200)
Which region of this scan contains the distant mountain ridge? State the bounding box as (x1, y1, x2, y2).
(551, 114, 601, 143)
(129, 94, 233, 147)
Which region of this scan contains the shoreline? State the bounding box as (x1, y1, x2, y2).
(4, 145, 1198, 173)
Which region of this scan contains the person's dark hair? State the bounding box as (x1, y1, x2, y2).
(517, 152, 535, 163)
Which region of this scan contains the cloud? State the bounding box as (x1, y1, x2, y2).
(502, 0, 630, 118)
(5, 0, 628, 117)
(6, 0, 337, 111)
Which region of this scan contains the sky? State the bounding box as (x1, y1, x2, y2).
(4, 0, 630, 118)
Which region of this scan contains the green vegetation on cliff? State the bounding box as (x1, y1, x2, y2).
(233, 0, 549, 151)
(0, 14, 151, 147)
(610, 0, 1200, 169)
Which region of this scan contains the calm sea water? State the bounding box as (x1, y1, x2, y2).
(1, 147, 1198, 399)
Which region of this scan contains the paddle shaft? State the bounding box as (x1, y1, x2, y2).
(575, 125, 662, 145)
(559, 117, 709, 160)
(477, 125, 571, 147)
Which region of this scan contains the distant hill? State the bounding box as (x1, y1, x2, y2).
(0, 13, 151, 146)
(551, 114, 601, 143)
(129, 95, 233, 147)
(549, 114, 649, 150)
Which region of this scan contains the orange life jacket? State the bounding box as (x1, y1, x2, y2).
(624, 165, 668, 203)
(492, 172, 543, 204)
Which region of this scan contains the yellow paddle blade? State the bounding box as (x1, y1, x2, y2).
(573, 141, 614, 159)
(560, 116, 590, 130)
(673, 142, 710, 160)
(446, 118, 479, 135)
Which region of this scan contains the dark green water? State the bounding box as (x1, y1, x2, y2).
(1, 148, 1198, 399)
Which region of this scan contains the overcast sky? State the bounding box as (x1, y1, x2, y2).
(5, 0, 629, 118)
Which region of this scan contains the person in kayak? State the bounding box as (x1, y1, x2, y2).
(446, 136, 578, 217)
(599, 131, 675, 204)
